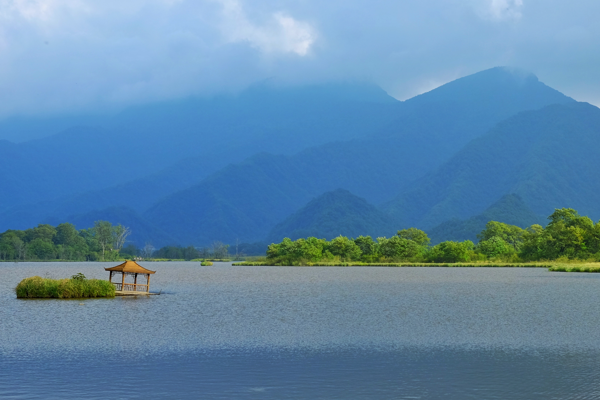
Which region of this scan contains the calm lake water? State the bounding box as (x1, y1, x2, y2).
(2, 262, 600, 399)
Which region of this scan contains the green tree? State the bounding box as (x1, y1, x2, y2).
(120, 244, 139, 259)
(428, 241, 475, 263)
(11, 235, 27, 261)
(27, 238, 56, 260)
(547, 208, 594, 230)
(520, 208, 597, 260)
(54, 223, 79, 246)
(211, 241, 229, 259)
(327, 236, 362, 260)
(267, 237, 326, 264)
(377, 236, 421, 260)
(90, 221, 114, 260)
(354, 236, 377, 256)
(476, 236, 514, 259)
(397, 228, 430, 246)
(0, 232, 19, 260)
(89, 221, 130, 261)
(24, 224, 57, 246)
(477, 221, 524, 251)
(519, 224, 545, 260)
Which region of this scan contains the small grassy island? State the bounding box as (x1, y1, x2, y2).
(16, 273, 116, 299)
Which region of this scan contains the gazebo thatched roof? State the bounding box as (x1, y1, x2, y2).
(104, 260, 155, 274)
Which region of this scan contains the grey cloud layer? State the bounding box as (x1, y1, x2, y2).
(1, 0, 599, 116)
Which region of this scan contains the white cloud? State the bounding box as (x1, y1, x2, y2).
(1, 0, 91, 23)
(1, 0, 600, 117)
(487, 0, 524, 21)
(218, 0, 316, 56)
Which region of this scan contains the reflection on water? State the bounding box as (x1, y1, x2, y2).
(2, 262, 600, 398)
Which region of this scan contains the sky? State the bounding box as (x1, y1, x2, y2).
(2, 0, 600, 117)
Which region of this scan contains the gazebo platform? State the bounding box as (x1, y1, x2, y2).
(115, 290, 160, 296)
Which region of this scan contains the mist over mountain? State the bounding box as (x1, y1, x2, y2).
(385, 101, 600, 229)
(0, 82, 401, 230)
(427, 194, 542, 245)
(266, 189, 396, 243)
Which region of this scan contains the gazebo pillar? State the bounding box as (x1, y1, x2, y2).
(147, 274, 151, 292)
(121, 271, 125, 291)
(134, 273, 138, 291)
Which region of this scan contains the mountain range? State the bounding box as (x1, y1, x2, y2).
(2, 66, 596, 249)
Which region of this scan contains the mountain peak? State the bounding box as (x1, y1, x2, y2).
(408, 66, 572, 105)
(266, 189, 396, 243)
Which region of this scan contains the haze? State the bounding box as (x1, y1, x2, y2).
(2, 0, 600, 119)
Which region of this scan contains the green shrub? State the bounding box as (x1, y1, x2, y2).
(15, 275, 115, 298)
(201, 260, 213, 266)
(428, 241, 475, 263)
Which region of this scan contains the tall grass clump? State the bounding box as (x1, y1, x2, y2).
(16, 274, 116, 299)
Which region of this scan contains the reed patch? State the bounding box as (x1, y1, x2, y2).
(15, 274, 116, 299)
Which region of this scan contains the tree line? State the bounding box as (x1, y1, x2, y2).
(0, 220, 232, 261)
(0, 221, 132, 261)
(4, 208, 598, 263)
(266, 208, 600, 264)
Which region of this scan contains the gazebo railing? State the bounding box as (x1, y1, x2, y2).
(112, 283, 149, 292)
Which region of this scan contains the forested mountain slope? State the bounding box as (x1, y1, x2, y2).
(427, 194, 542, 244)
(142, 68, 575, 245)
(385, 102, 600, 229)
(266, 189, 397, 243)
(0, 82, 401, 230)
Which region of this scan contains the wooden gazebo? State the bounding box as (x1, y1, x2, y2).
(105, 260, 155, 293)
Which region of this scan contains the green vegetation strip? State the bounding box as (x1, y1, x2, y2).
(16, 274, 115, 299)
(233, 262, 552, 268)
(549, 265, 600, 272)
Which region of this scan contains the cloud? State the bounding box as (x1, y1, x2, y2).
(218, 0, 316, 56)
(2, 0, 600, 117)
(486, 0, 524, 21)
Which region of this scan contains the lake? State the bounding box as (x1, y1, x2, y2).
(2, 262, 600, 399)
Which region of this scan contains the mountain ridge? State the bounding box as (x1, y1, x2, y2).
(384, 101, 600, 229)
(139, 67, 576, 245)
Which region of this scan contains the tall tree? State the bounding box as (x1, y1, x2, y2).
(113, 225, 131, 252)
(92, 221, 114, 261)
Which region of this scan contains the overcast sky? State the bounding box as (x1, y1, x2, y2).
(2, 0, 600, 116)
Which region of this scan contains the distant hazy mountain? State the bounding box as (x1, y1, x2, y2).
(142, 67, 575, 245)
(375, 67, 574, 160)
(0, 113, 108, 143)
(385, 102, 600, 229)
(427, 194, 542, 244)
(0, 82, 401, 230)
(266, 189, 397, 243)
(46, 206, 176, 247)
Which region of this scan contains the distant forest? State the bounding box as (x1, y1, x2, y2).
(0, 221, 229, 261)
(1, 208, 598, 263)
(266, 208, 600, 265)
